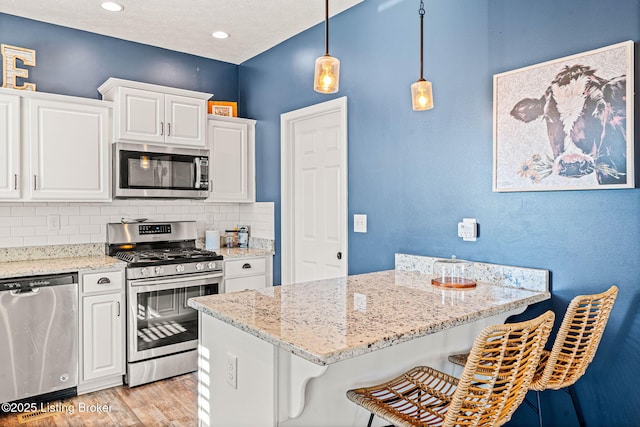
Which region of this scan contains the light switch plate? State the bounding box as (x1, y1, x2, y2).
(354, 214, 367, 233)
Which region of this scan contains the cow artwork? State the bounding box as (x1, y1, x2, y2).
(493, 41, 633, 192)
(511, 64, 627, 185)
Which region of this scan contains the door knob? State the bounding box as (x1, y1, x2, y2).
(337, 252, 342, 260)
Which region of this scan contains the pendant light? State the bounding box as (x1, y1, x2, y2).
(411, 0, 433, 110)
(314, 0, 340, 94)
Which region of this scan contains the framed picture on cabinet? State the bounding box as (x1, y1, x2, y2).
(208, 101, 237, 117)
(493, 40, 634, 192)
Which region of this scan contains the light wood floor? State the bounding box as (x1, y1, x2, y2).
(0, 373, 198, 426)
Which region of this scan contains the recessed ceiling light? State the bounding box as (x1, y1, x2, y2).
(101, 2, 124, 12)
(212, 31, 230, 39)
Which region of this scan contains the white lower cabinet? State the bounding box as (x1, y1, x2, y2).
(78, 268, 125, 394)
(224, 256, 272, 293)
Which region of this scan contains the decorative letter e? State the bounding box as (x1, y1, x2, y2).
(2, 44, 36, 91)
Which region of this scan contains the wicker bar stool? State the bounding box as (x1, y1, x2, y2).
(346, 311, 555, 427)
(448, 285, 618, 427)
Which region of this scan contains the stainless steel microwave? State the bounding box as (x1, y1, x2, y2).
(113, 142, 209, 199)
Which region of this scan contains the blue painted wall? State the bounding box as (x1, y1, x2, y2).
(1, 1, 639, 424)
(0, 14, 237, 100)
(240, 0, 639, 426)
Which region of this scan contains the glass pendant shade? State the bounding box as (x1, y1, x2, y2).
(314, 54, 340, 94)
(411, 79, 433, 110)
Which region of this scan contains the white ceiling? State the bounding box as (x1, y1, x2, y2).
(0, 0, 364, 64)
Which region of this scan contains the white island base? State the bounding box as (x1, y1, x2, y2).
(197, 307, 525, 427)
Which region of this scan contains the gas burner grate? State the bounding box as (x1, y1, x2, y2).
(115, 251, 138, 263)
(114, 248, 221, 264)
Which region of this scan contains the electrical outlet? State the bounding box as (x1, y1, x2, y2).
(457, 218, 477, 241)
(46, 214, 60, 231)
(353, 292, 367, 312)
(354, 214, 367, 233)
(226, 352, 237, 389)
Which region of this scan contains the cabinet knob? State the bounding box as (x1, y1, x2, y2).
(97, 277, 111, 285)
(242, 263, 252, 269)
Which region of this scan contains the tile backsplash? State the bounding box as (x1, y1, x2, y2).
(0, 200, 274, 248)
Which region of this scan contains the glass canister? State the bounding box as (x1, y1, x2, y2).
(431, 256, 476, 289)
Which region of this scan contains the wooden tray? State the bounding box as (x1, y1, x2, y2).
(431, 277, 477, 289)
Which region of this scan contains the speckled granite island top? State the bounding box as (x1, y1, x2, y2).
(189, 270, 550, 366)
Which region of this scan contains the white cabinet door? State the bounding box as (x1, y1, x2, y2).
(223, 256, 271, 293)
(165, 94, 207, 146)
(99, 79, 210, 147)
(0, 93, 20, 199)
(225, 275, 267, 293)
(207, 117, 256, 202)
(118, 87, 165, 144)
(82, 293, 124, 381)
(28, 97, 110, 201)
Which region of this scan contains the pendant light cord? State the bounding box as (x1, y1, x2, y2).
(324, 0, 330, 55)
(419, 0, 425, 80)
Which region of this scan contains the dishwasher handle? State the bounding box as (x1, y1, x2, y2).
(10, 287, 42, 296)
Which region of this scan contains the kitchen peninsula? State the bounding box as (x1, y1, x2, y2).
(189, 254, 550, 427)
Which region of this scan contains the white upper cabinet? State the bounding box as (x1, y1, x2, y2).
(118, 87, 164, 143)
(27, 96, 111, 201)
(0, 93, 20, 199)
(207, 116, 256, 203)
(99, 78, 211, 147)
(0, 88, 111, 202)
(165, 94, 206, 145)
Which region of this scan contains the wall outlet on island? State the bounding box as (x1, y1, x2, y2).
(226, 352, 237, 389)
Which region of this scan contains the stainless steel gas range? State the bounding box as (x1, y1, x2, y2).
(107, 221, 222, 387)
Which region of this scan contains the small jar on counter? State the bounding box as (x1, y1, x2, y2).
(224, 230, 238, 248)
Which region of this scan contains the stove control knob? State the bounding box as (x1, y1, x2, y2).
(207, 262, 217, 270)
(140, 267, 150, 277)
(154, 266, 164, 275)
(196, 263, 204, 271)
(176, 264, 185, 273)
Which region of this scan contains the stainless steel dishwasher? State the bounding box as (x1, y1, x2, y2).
(0, 273, 78, 404)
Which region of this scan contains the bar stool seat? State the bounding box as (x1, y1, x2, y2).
(448, 285, 618, 427)
(347, 310, 555, 427)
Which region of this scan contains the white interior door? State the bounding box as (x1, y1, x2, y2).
(281, 97, 348, 285)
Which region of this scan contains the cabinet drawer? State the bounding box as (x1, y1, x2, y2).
(225, 257, 266, 278)
(82, 270, 123, 294)
(225, 275, 266, 293)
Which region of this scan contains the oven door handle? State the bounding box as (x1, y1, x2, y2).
(129, 273, 222, 293)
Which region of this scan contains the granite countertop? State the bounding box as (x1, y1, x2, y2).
(0, 255, 126, 279)
(189, 269, 550, 366)
(219, 247, 274, 259)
